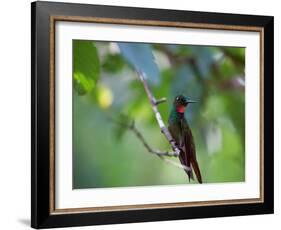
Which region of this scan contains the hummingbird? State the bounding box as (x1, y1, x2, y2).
(168, 95, 202, 184)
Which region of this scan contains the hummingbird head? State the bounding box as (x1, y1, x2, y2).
(174, 95, 197, 113)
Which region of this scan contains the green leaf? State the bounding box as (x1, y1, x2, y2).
(73, 40, 100, 95)
(74, 72, 95, 95)
(223, 47, 245, 64)
(175, 45, 192, 57)
(219, 57, 237, 78)
(117, 42, 160, 85)
(112, 114, 132, 140)
(102, 54, 125, 73)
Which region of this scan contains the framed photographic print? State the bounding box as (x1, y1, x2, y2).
(31, 1, 274, 228)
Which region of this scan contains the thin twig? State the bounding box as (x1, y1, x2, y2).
(130, 123, 191, 170)
(130, 121, 179, 157)
(110, 117, 191, 171)
(136, 69, 182, 157)
(155, 97, 167, 105)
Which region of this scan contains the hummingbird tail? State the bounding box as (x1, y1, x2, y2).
(187, 170, 194, 182)
(178, 152, 194, 182)
(191, 159, 202, 184)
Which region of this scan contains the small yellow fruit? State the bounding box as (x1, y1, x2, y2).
(97, 84, 113, 109)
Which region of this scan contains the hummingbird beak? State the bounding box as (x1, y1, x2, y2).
(184, 97, 197, 105)
(187, 100, 197, 103)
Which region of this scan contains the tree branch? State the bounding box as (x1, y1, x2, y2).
(109, 69, 192, 172)
(136, 69, 182, 157)
(110, 117, 192, 171)
(135, 70, 193, 171)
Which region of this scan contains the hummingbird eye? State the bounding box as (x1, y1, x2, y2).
(176, 96, 179, 101)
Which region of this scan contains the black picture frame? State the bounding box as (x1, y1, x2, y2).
(31, 1, 274, 228)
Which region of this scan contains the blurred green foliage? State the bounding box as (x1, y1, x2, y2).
(73, 40, 245, 188)
(73, 40, 100, 95)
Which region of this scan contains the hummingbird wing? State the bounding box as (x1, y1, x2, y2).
(181, 119, 203, 184)
(168, 121, 194, 182)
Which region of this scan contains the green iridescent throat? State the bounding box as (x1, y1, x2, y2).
(168, 105, 184, 123)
